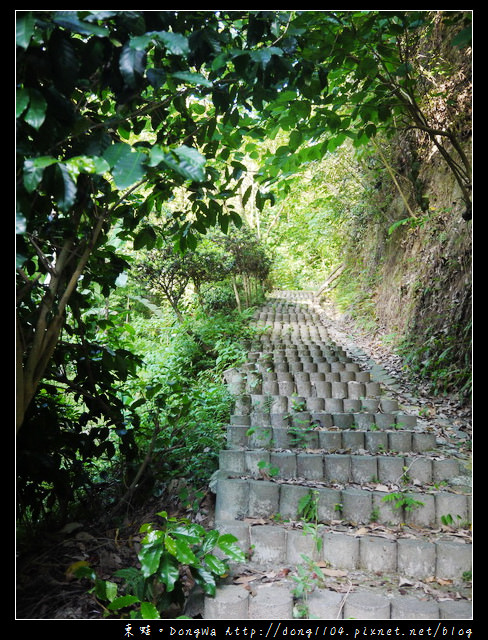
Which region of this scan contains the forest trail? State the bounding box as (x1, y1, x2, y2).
(198, 291, 472, 620)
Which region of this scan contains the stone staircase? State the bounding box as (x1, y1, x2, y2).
(203, 292, 472, 620)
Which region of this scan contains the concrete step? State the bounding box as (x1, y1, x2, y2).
(227, 423, 437, 453)
(214, 477, 471, 529)
(210, 520, 471, 583)
(219, 449, 462, 485)
(204, 581, 472, 620)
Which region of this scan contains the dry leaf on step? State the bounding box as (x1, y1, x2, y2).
(323, 568, 348, 577)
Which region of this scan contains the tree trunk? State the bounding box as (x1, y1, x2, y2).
(231, 276, 241, 313)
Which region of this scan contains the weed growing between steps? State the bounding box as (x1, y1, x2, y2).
(291, 489, 331, 619)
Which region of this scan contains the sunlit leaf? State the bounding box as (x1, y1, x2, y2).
(16, 13, 35, 49)
(171, 71, 212, 88)
(140, 602, 161, 619)
(52, 11, 110, 37)
(103, 143, 146, 189)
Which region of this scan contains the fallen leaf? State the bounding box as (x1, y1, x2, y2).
(65, 560, 90, 579)
(399, 577, 415, 587)
(323, 568, 348, 577)
(436, 578, 453, 586)
(60, 522, 84, 534)
(233, 573, 263, 585)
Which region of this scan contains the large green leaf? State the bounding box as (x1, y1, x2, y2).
(53, 163, 77, 212)
(138, 543, 163, 578)
(159, 145, 207, 183)
(192, 566, 217, 596)
(16, 88, 30, 118)
(171, 71, 212, 88)
(158, 554, 180, 592)
(64, 155, 110, 180)
(52, 11, 110, 37)
(94, 578, 118, 602)
(23, 90, 47, 130)
(23, 156, 58, 193)
(217, 534, 246, 563)
(133, 226, 157, 250)
(200, 529, 219, 555)
(250, 46, 283, 68)
(171, 524, 204, 545)
(103, 143, 146, 189)
(140, 602, 161, 619)
(16, 13, 35, 49)
(156, 31, 190, 56)
(119, 42, 146, 88)
(165, 535, 198, 565)
(203, 553, 227, 576)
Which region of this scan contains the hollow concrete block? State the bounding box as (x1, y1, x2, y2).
(248, 480, 280, 518)
(316, 487, 342, 522)
(322, 532, 359, 570)
(215, 479, 249, 522)
(341, 488, 373, 524)
(388, 431, 412, 453)
(372, 491, 404, 526)
(397, 538, 436, 578)
(318, 431, 342, 451)
(435, 540, 472, 581)
(351, 455, 378, 484)
(407, 457, 433, 484)
(204, 584, 249, 619)
(391, 596, 439, 620)
(307, 589, 344, 619)
(219, 449, 247, 475)
(365, 431, 388, 453)
(342, 430, 365, 452)
(359, 536, 397, 572)
(270, 452, 297, 479)
(438, 600, 473, 619)
(279, 484, 311, 520)
(435, 492, 468, 527)
(296, 453, 324, 480)
(343, 591, 390, 620)
(286, 528, 321, 563)
(324, 454, 351, 483)
(250, 525, 287, 564)
(404, 492, 435, 527)
(412, 432, 437, 452)
(377, 456, 405, 484)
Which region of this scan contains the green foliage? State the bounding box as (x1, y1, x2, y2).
(397, 321, 472, 401)
(381, 491, 424, 512)
(115, 306, 256, 490)
(297, 489, 320, 524)
(75, 511, 246, 618)
(133, 225, 271, 318)
(291, 554, 327, 619)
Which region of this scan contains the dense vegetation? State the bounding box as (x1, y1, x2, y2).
(16, 10, 471, 618)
